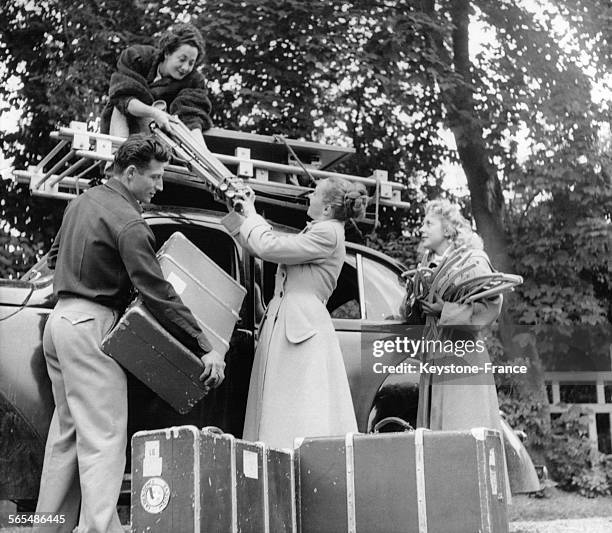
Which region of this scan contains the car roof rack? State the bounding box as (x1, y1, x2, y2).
(13, 120, 411, 224)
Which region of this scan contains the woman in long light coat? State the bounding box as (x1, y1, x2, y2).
(415, 199, 503, 432)
(224, 178, 367, 449)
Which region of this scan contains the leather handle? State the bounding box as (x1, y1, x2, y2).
(201, 425, 225, 435)
(373, 416, 414, 433)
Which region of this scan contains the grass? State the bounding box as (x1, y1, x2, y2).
(508, 487, 612, 521)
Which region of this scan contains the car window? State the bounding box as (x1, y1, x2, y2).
(261, 253, 362, 319)
(328, 254, 360, 319)
(361, 255, 405, 321)
(261, 259, 276, 306)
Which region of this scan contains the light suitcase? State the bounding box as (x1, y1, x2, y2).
(159, 253, 238, 341)
(131, 425, 297, 533)
(296, 428, 509, 533)
(157, 231, 246, 353)
(157, 231, 246, 312)
(101, 302, 208, 414)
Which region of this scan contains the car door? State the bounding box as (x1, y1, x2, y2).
(332, 250, 419, 431)
(356, 252, 420, 431)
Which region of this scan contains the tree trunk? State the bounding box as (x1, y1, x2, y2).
(446, 0, 511, 271)
(420, 0, 511, 270)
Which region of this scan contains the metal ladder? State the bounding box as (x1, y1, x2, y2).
(12, 120, 411, 221)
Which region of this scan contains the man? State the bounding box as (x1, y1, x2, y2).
(34, 134, 225, 533)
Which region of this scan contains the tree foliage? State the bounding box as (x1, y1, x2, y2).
(0, 0, 162, 277)
(0, 0, 450, 272)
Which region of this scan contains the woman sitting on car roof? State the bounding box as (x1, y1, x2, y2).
(100, 23, 212, 149)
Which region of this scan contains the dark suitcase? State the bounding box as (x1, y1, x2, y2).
(131, 425, 297, 533)
(231, 438, 297, 533)
(266, 446, 298, 533)
(101, 302, 208, 414)
(296, 428, 509, 533)
(131, 425, 201, 532)
(202, 427, 297, 533)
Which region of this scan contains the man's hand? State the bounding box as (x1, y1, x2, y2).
(419, 293, 444, 318)
(199, 350, 226, 390)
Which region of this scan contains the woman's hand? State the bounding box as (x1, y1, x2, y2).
(419, 293, 444, 317)
(234, 185, 256, 216)
(152, 108, 177, 132)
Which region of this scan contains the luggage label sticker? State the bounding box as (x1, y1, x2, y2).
(167, 271, 187, 295)
(243, 450, 259, 480)
(143, 440, 163, 477)
(140, 477, 170, 514)
(488, 449, 498, 496)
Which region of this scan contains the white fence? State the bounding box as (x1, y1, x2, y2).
(545, 368, 612, 454)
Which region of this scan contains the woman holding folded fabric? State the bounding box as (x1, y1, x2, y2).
(414, 199, 504, 433)
(223, 178, 367, 449)
(100, 23, 212, 149)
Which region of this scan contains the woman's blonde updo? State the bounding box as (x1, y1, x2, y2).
(321, 177, 368, 221)
(423, 198, 483, 250)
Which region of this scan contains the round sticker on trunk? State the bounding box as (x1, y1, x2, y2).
(141, 477, 170, 514)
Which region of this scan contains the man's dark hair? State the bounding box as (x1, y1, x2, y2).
(113, 134, 171, 173)
(158, 23, 206, 65)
